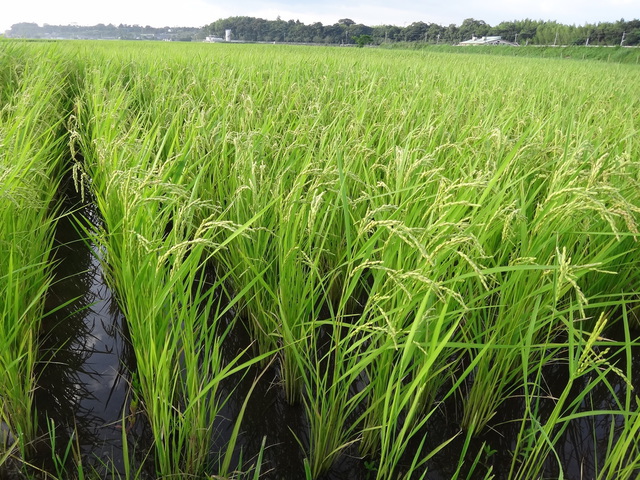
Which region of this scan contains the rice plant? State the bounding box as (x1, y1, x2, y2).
(0, 43, 70, 457)
(1, 40, 639, 479)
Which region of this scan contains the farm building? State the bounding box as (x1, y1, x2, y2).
(459, 35, 519, 46)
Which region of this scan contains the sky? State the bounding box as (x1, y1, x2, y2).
(1, 0, 638, 33)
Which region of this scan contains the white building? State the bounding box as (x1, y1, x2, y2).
(459, 36, 518, 46)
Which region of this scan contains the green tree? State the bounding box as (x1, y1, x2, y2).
(404, 21, 429, 42)
(355, 34, 373, 47)
(459, 18, 490, 40)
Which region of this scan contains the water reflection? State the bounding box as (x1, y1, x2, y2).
(213, 317, 310, 479)
(214, 320, 640, 479)
(542, 338, 640, 479)
(35, 182, 135, 477)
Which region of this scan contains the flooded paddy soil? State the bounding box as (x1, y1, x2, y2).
(32, 176, 144, 478)
(214, 316, 640, 479)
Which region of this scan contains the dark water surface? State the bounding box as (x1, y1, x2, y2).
(35, 181, 136, 477)
(214, 319, 640, 480)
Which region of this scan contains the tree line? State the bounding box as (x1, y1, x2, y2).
(205, 17, 639, 46)
(5, 17, 639, 46)
(4, 23, 202, 41)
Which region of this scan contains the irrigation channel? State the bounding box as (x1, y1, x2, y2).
(22, 177, 640, 479)
(33, 175, 140, 478)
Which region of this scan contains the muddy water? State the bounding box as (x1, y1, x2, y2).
(35, 181, 136, 477)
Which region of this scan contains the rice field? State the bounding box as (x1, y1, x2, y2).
(1, 40, 640, 479)
(0, 42, 70, 460)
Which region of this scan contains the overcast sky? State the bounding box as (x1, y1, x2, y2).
(2, 0, 638, 33)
